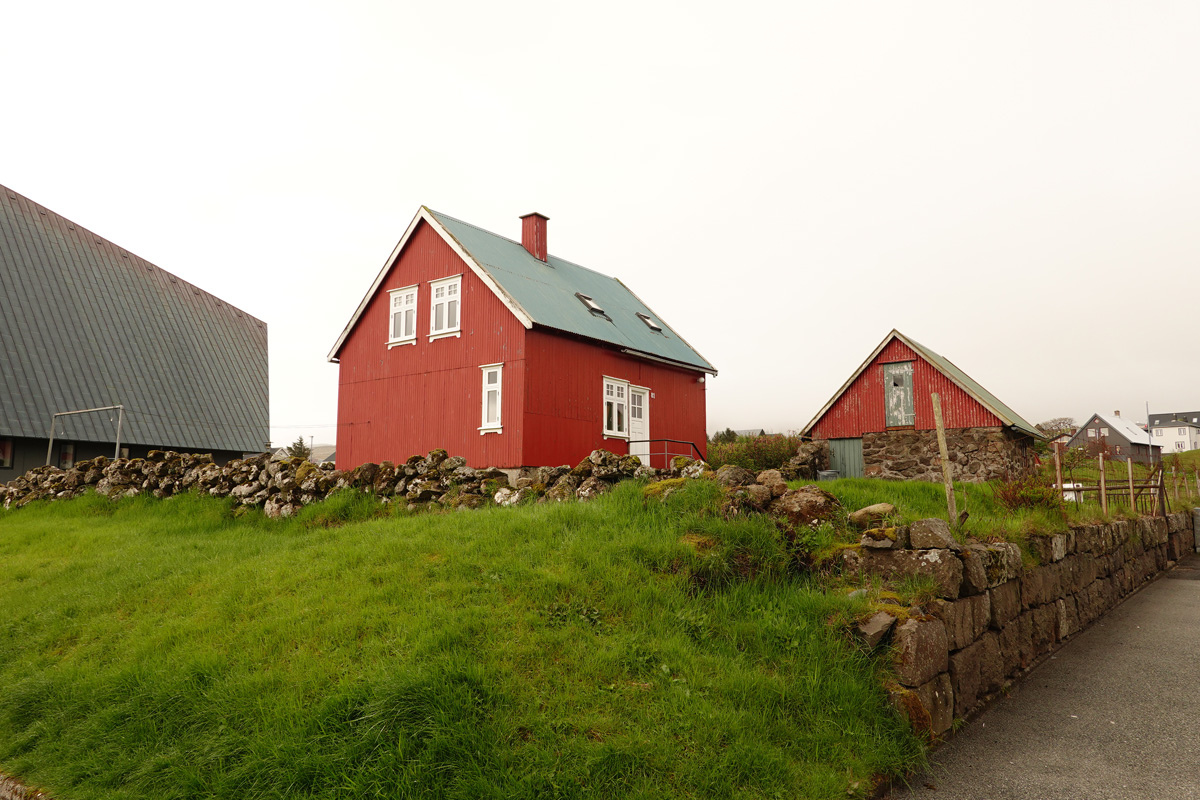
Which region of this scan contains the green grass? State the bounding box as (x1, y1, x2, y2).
(0, 484, 923, 800)
(806, 467, 1200, 558)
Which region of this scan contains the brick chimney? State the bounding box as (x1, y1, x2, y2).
(520, 212, 548, 261)
(1114, 410, 1120, 417)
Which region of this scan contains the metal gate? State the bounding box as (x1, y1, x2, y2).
(828, 438, 863, 479)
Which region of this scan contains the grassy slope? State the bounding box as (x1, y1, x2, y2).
(0, 483, 922, 800)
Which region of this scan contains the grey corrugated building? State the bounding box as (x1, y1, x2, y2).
(0, 183, 269, 475)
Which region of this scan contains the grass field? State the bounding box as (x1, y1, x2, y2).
(0, 483, 924, 800)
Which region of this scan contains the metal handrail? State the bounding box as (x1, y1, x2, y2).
(626, 438, 703, 469)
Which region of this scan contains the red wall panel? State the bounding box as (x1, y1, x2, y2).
(811, 339, 1003, 439)
(522, 331, 708, 468)
(335, 221, 526, 468)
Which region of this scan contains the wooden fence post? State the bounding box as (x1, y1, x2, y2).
(1172, 466, 1179, 503)
(1127, 458, 1135, 509)
(1099, 452, 1107, 515)
(1053, 444, 1064, 503)
(931, 393, 958, 524)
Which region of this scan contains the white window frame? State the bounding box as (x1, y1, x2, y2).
(479, 363, 503, 434)
(1087, 429, 1096, 438)
(1099, 427, 1109, 437)
(603, 377, 629, 438)
(387, 285, 418, 347)
(1155, 428, 1164, 437)
(429, 275, 462, 341)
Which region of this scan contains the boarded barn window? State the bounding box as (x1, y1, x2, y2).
(883, 362, 915, 427)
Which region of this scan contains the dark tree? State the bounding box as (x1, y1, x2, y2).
(285, 436, 312, 460)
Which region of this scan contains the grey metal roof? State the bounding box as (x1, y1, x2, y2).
(428, 210, 716, 374)
(0, 184, 269, 452)
(1149, 411, 1200, 428)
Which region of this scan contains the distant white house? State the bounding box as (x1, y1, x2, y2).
(272, 444, 337, 464)
(1065, 411, 1160, 464)
(1148, 411, 1200, 453)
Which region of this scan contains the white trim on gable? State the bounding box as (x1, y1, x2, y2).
(327, 207, 534, 362)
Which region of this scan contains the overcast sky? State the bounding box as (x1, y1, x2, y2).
(4, 1, 1198, 448)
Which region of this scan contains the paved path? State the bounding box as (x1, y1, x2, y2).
(884, 553, 1200, 800)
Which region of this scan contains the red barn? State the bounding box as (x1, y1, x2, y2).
(328, 208, 716, 471)
(801, 330, 1041, 481)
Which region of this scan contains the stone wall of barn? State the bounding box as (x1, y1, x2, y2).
(861, 426, 1030, 483)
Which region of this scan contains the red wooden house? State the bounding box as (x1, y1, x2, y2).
(801, 330, 1041, 481)
(328, 208, 716, 470)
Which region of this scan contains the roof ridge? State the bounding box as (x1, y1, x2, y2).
(426, 207, 618, 282)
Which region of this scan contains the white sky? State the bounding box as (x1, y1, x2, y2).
(4, 1, 1198, 448)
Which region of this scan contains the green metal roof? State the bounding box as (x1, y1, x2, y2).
(428, 210, 716, 374)
(0, 184, 269, 452)
(901, 333, 1042, 439)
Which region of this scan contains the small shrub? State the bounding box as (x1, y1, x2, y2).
(991, 474, 1062, 513)
(707, 433, 802, 473)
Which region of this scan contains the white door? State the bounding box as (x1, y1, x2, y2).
(629, 387, 649, 464)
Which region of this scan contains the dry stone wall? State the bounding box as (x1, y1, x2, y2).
(846, 512, 1197, 737)
(861, 427, 1029, 482)
(0, 448, 706, 516)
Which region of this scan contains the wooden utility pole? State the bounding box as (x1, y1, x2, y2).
(1099, 452, 1108, 515)
(1053, 443, 1064, 499)
(1127, 458, 1135, 510)
(931, 393, 958, 524)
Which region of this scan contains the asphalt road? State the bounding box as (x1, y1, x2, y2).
(883, 553, 1200, 800)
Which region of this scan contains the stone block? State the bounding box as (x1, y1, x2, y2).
(1057, 596, 1079, 640)
(893, 618, 949, 687)
(910, 518, 960, 550)
(913, 673, 955, 737)
(855, 610, 897, 649)
(848, 502, 896, 529)
(1029, 533, 1067, 563)
(949, 638, 983, 717)
(959, 545, 989, 597)
(860, 527, 904, 549)
(851, 548, 964, 600)
(1030, 604, 1058, 656)
(978, 631, 1004, 695)
(931, 595, 991, 651)
(989, 580, 1021, 629)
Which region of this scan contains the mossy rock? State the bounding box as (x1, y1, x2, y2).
(643, 477, 687, 499)
(294, 460, 318, 485)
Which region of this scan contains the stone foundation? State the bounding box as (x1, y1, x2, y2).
(845, 511, 1197, 737)
(862, 426, 1030, 483)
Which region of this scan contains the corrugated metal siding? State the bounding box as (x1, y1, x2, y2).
(811, 339, 1003, 439)
(335, 221, 526, 469)
(523, 330, 707, 468)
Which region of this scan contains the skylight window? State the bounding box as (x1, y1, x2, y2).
(576, 293, 605, 315)
(636, 312, 663, 332)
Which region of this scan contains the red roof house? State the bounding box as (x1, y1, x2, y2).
(801, 330, 1041, 481)
(328, 208, 716, 471)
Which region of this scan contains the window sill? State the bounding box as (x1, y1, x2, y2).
(479, 426, 503, 435)
(603, 433, 628, 441)
(429, 330, 461, 342)
(387, 338, 416, 349)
